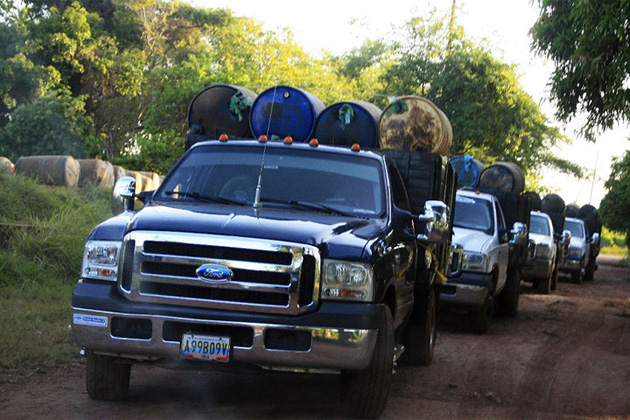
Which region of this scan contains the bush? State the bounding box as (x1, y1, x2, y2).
(0, 174, 112, 373)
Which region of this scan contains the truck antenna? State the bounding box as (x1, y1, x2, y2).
(253, 84, 278, 209)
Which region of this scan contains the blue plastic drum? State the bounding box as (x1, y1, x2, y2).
(249, 85, 326, 142)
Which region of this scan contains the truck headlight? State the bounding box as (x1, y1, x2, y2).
(535, 243, 552, 259)
(322, 260, 374, 302)
(81, 240, 122, 281)
(462, 251, 487, 273)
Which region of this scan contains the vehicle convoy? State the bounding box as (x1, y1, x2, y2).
(71, 85, 456, 418)
(521, 211, 558, 294)
(443, 161, 530, 334)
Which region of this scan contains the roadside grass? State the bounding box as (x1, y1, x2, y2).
(0, 174, 112, 379)
(600, 227, 628, 257)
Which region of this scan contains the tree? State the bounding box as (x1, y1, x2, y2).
(531, 0, 630, 139)
(0, 92, 92, 160)
(378, 12, 580, 184)
(600, 151, 630, 249)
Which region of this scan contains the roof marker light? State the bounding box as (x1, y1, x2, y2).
(218, 134, 228, 142)
(258, 135, 268, 143)
(309, 139, 319, 147)
(351, 143, 361, 152)
(283, 136, 293, 145)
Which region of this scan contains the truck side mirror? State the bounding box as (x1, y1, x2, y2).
(591, 232, 600, 247)
(417, 200, 450, 244)
(449, 243, 463, 276)
(509, 222, 528, 247)
(112, 176, 136, 215)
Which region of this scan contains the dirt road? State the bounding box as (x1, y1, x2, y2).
(2, 257, 629, 419)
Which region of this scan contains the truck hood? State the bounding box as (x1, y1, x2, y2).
(529, 232, 553, 247)
(452, 226, 492, 253)
(103, 203, 388, 260)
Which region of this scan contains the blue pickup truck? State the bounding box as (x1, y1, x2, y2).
(72, 138, 455, 418)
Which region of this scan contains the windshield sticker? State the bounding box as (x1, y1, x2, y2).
(456, 196, 476, 204)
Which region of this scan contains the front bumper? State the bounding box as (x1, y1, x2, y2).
(439, 271, 493, 308)
(560, 258, 582, 272)
(522, 256, 553, 280)
(72, 280, 381, 371)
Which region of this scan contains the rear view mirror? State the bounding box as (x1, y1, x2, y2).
(509, 222, 528, 247)
(417, 200, 450, 244)
(112, 176, 136, 214)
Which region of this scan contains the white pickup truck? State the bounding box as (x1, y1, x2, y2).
(441, 190, 522, 333)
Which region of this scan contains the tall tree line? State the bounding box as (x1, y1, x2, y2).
(0, 0, 574, 186)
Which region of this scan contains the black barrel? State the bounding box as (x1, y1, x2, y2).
(313, 101, 382, 148)
(186, 84, 257, 147)
(565, 203, 580, 218)
(541, 194, 565, 214)
(450, 155, 486, 188)
(578, 204, 602, 236)
(541, 193, 566, 234)
(524, 191, 542, 211)
(479, 162, 525, 194)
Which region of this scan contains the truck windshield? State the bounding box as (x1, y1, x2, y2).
(564, 220, 585, 238)
(530, 214, 551, 235)
(453, 195, 494, 234)
(155, 144, 386, 218)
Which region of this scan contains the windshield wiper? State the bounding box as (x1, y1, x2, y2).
(260, 198, 353, 217)
(164, 191, 246, 206)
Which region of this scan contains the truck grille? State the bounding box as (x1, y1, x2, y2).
(119, 231, 320, 315)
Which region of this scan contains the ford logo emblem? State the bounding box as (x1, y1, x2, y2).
(195, 264, 233, 283)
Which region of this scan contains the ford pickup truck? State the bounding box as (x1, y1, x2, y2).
(441, 188, 528, 334)
(72, 138, 454, 418)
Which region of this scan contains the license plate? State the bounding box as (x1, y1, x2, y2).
(180, 333, 230, 362)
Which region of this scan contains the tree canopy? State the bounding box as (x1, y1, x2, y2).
(0, 0, 579, 185)
(600, 151, 630, 248)
(531, 0, 630, 139)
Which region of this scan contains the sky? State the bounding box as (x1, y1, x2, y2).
(196, 0, 629, 207)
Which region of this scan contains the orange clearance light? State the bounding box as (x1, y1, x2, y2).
(283, 136, 293, 145)
(218, 133, 229, 142)
(475, 190, 481, 195)
(258, 135, 268, 143)
(309, 139, 319, 147)
(351, 143, 361, 152)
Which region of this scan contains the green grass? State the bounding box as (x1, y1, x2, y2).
(600, 227, 628, 257)
(0, 174, 112, 378)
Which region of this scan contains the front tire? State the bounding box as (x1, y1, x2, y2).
(550, 260, 559, 291)
(401, 286, 437, 366)
(500, 268, 521, 316)
(86, 350, 131, 401)
(470, 294, 492, 334)
(536, 260, 552, 295)
(341, 307, 394, 419)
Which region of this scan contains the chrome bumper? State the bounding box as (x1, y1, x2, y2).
(560, 258, 581, 272)
(72, 307, 376, 371)
(440, 283, 488, 307)
(522, 257, 553, 280)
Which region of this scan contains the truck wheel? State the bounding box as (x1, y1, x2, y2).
(584, 258, 595, 281)
(550, 261, 559, 291)
(401, 286, 437, 366)
(470, 294, 492, 334)
(341, 307, 394, 419)
(500, 268, 520, 317)
(536, 261, 552, 295)
(86, 350, 131, 401)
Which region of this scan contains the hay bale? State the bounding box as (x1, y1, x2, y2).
(15, 155, 81, 187)
(77, 159, 115, 188)
(0, 157, 14, 174)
